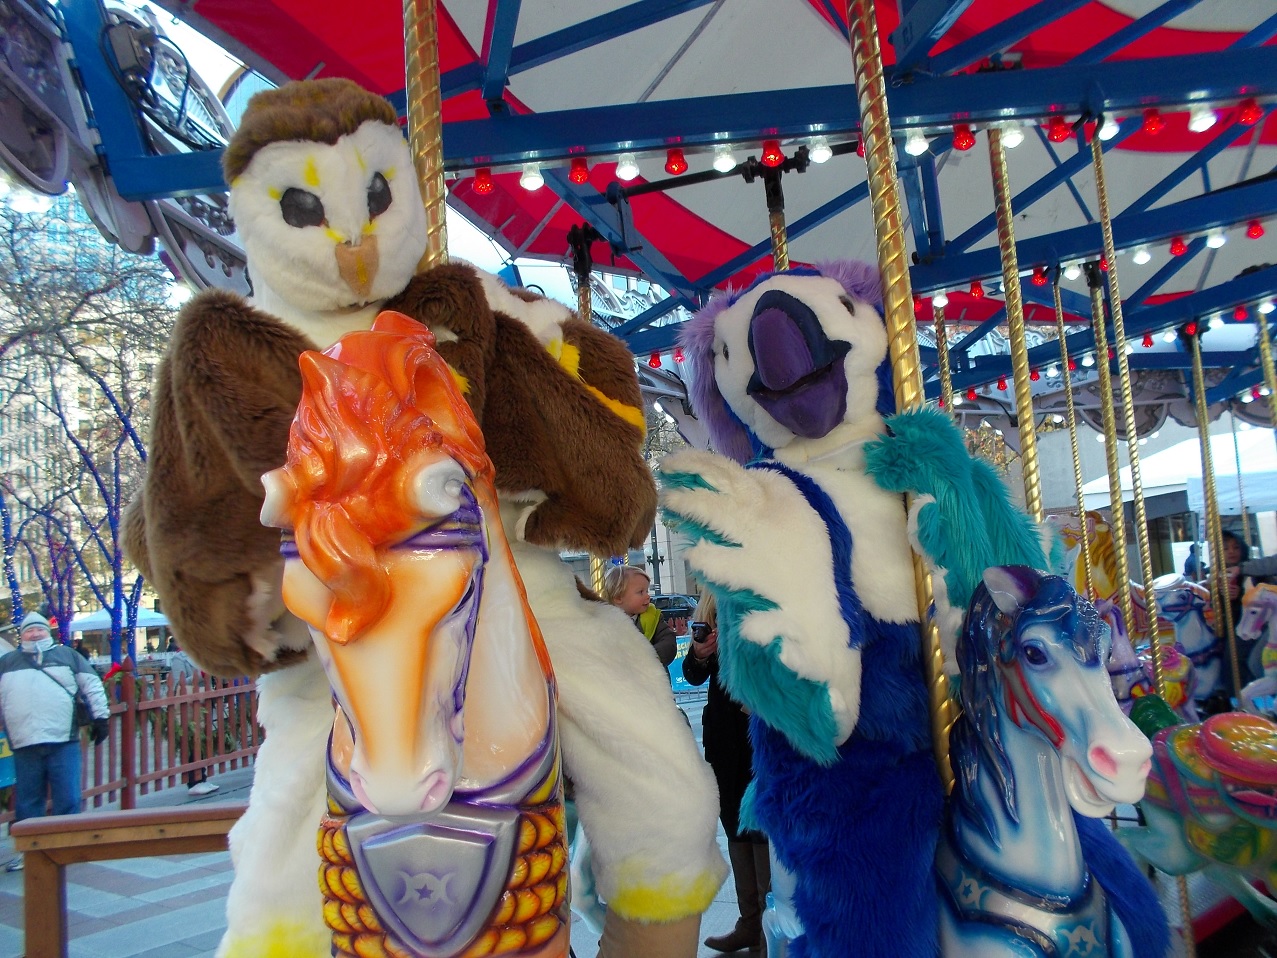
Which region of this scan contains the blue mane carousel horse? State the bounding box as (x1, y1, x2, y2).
(940, 567, 1154, 957)
(260, 312, 569, 958)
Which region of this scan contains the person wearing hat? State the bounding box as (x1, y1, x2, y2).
(0, 611, 110, 870)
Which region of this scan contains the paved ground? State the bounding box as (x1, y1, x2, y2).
(0, 688, 1264, 957)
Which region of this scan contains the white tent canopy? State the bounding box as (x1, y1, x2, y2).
(1082, 430, 1277, 515)
(69, 608, 169, 633)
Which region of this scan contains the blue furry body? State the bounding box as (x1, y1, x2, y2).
(740, 464, 942, 958)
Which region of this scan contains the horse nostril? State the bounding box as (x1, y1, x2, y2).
(1089, 745, 1119, 779)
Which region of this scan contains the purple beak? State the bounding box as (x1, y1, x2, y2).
(746, 290, 850, 439)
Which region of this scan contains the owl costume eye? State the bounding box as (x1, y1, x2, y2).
(280, 188, 326, 228)
(367, 172, 391, 219)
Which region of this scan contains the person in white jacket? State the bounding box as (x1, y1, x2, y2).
(0, 611, 110, 869)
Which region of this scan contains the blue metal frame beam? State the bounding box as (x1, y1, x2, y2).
(543, 169, 699, 304)
(950, 119, 1139, 253)
(480, 0, 523, 107)
(1234, 13, 1277, 48)
(936, 264, 1277, 394)
(1072, 0, 1206, 65)
(611, 295, 684, 338)
(913, 177, 1277, 292)
(1035, 128, 1094, 223)
(440, 0, 717, 100)
(918, 153, 946, 258)
(891, 0, 976, 73)
(1207, 370, 1262, 404)
(927, 0, 1092, 75)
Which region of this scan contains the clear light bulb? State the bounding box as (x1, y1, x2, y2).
(712, 145, 738, 173)
(1098, 117, 1121, 141)
(615, 153, 640, 181)
(1260, 301, 1276, 315)
(1132, 247, 1151, 265)
(1188, 106, 1217, 133)
(1064, 264, 1082, 281)
(1162, 330, 1177, 344)
(904, 132, 929, 156)
(1206, 231, 1227, 249)
(1001, 124, 1024, 149)
(1209, 315, 1225, 329)
(807, 137, 832, 164)
(932, 291, 949, 308)
(1082, 354, 1095, 367)
(519, 163, 544, 191)
(1046, 364, 1060, 378)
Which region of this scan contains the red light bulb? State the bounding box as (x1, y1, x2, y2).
(1046, 115, 1070, 143)
(856, 139, 865, 158)
(760, 139, 785, 168)
(1248, 220, 1266, 240)
(1099, 255, 1109, 272)
(1068, 357, 1078, 372)
(1031, 267, 1048, 287)
(648, 352, 662, 368)
(997, 376, 1008, 391)
(1238, 98, 1263, 126)
(969, 281, 984, 299)
(1184, 320, 1198, 337)
(1142, 331, 1154, 348)
(952, 124, 976, 151)
(472, 167, 495, 194)
(672, 347, 686, 364)
(569, 157, 590, 184)
(1254, 385, 1264, 400)
(664, 149, 688, 175)
(1108, 347, 1116, 361)
(1235, 305, 1250, 321)
(1169, 236, 1187, 257)
(913, 295, 923, 312)
(1142, 108, 1164, 135)
(966, 387, 977, 402)
(1030, 368, 1040, 382)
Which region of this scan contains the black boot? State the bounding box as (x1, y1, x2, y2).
(704, 841, 762, 953)
(752, 842, 772, 957)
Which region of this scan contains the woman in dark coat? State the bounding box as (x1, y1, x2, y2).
(683, 592, 770, 954)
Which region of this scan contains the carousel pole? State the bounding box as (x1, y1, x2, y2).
(1255, 312, 1277, 435)
(846, 0, 954, 790)
(1089, 129, 1164, 693)
(988, 128, 1043, 522)
(933, 304, 954, 416)
(1053, 280, 1095, 599)
(764, 169, 790, 271)
(1086, 264, 1138, 640)
(404, 0, 449, 268)
(1231, 411, 1253, 549)
(1190, 332, 1242, 697)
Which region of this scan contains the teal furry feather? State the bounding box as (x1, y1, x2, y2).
(863, 407, 1045, 611)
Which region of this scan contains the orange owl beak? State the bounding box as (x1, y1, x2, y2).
(335, 235, 381, 300)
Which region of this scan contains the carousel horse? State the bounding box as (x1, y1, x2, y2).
(1103, 599, 1198, 720)
(1150, 574, 1223, 704)
(260, 312, 569, 958)
(940, 567, 1154, 958)
(1237, 584, 1277, 716)
(1124, 696, 1277, 929)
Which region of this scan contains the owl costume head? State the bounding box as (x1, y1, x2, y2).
(225, 78, 427, 336)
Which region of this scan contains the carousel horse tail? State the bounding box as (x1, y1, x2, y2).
(1074, 813, 1171, 958)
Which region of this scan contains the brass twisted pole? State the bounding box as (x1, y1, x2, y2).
(1086, 265, 1137, 640)
(1089, 132, 1164, 694)
(405, 0, 449, 269)
(1256, 313, 1277, 434)
(1190, 334, 1242, 698)
(1053, 281, 1094, 599)
(933, 304, 954, 415)
(846, 0, 954, 791)
(1231, 412, 1253, 548)
(769, 209, 790, 271)
(988, 128, 1042, 521)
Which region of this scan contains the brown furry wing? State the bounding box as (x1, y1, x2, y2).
(127, 290, 312, 677)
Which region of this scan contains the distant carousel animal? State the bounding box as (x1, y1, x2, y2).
(1236, 584, 1277, 715)
(260, 312, 569, 958)
(1123, 696, 1277, 929)
(1149, 574, 1223, 706)
(941, 567, 1156, 957)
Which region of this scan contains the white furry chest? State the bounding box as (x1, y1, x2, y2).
(796, 462, 918, 625)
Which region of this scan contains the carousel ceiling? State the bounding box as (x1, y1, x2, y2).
(2, 0, 1277, 424)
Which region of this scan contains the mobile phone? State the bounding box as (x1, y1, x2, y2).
(690, 621, 710, 643)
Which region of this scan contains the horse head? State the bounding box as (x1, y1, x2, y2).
(261, 311, 495, 817)
(960, 567, 1152, 833)
(1238, 583, 1277, 643)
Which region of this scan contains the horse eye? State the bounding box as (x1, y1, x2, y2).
(722, 344, 730, 361)
(1023, 644, 1049, 667)
(367, 172, 392, 219)
(280, 188, 326, 229)
(839, 295, 856, 315)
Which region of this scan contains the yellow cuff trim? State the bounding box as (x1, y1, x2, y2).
(608, 866, 723, 922)
(220, 923, 331, 957)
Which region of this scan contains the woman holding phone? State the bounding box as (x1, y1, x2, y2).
(683, 592, 770, 954)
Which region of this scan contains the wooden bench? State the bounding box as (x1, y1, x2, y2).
(11, 803, 246, 958)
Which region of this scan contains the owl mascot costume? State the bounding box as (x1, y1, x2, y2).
(124, 78, 724, 958)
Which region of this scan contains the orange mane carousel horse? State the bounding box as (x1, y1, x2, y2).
(260, 311, 568, 958)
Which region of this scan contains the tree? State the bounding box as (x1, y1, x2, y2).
(0, 191, 176, 659)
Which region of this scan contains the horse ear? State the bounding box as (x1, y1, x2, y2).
(983, 566, 1035, 615)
